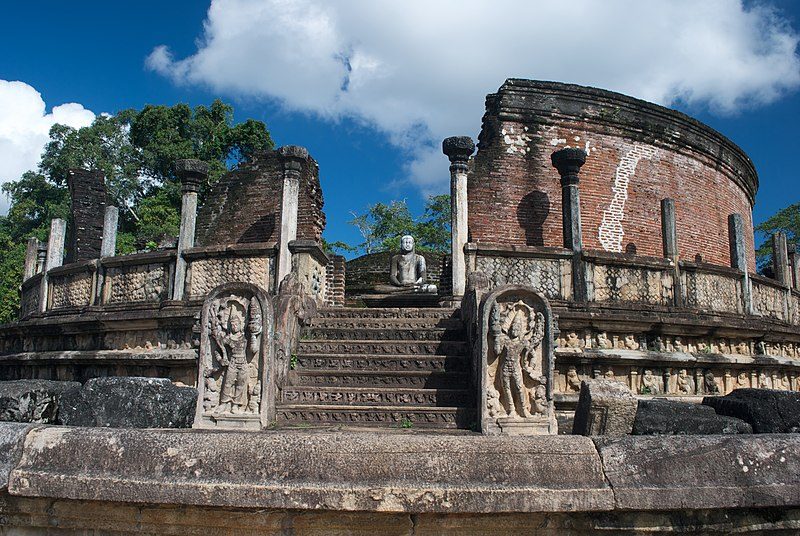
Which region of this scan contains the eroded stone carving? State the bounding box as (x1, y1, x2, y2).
(640, 369, 661, 395)
(194, 283, 274, 430)
(480, 285, 556, 435)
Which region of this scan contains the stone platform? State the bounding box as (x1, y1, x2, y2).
(1, 424, 799, 534)
(359, 293, 442, 308)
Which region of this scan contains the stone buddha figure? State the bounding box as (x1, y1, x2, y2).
(375, 235, 437, 294)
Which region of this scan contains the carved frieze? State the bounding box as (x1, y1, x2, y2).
(591, 264, 672, 305)
(685, 271, 742, 313)
(480, 285, 557, 435)
(188, 256, 270, 300)
(475, 256, 570, 300)
(49, 272, 93, 309)
(751, 281, 786, 321)
(194, 283, 274, 430)
(106, 264, 169, 303)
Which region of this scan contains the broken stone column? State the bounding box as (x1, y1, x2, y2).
(572, 379, 637, 436)
(728, 214, 753, 314)
(660, 198, 684, 306)
(100, 206, 119, 258)
(788, 244, 800, 289)
(551, 148, 587, 301)
(442, 136, 475, 298)
(39, 218, 66, 312)
(772, 231, 791, 287)
(277, 146, 307, 287)
(66, 169, 107, 263)
(23, 238, 39, 280)
(172, 159, 208, 301)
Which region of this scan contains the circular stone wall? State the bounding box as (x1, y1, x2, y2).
(469, 79, 758, 270)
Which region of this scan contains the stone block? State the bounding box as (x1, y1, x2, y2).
(0, 422, 32, 489)
(0, 380, 80, 424)
(572, 379, 637, 436)
(58, 377, 196, 428)
(703, 388, 800, 433)
(633, 399, 751, 435)
(594, 434, 800, 511)
(8, 429, 613, 513)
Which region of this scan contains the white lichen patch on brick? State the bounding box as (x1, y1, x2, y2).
(598, 145, 658, 252)
(550, 138, 567, 146)
(502, 127, 532, 154)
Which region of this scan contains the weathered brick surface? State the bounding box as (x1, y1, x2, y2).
(324, 255, 346, 307)
(195, 150, 325, 246)
(468, 80, 758, 271)
(66, 169, 107, 263)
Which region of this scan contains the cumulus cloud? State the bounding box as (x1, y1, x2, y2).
(0, 80, 95, 211)
(147, 0, 800, 194)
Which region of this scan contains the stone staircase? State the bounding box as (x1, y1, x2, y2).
(276, 307, 476, 429)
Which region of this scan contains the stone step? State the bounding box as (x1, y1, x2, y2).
(307, 316, 465, 330)
(303, 327, 465, 342)
(315, 307, 459, 320)
(280, 386, 473, 407)
(297, 340, 468, 356)
(289, 370, 470, 389)
(276, 404, 476, 429)
(293, 354, 470, 373)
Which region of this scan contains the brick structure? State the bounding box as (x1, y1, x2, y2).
(324, 255, 346, 307)
(194, 149, 325, 246)
(469, 80, 758, 271)
(66, 169, 108, 263)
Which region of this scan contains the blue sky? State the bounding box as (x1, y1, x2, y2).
(1, 1, 799, 253)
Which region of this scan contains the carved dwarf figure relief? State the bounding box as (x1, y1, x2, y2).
(704, 371, 720, 394)
(640, 369, 661, 395)
(676, 369, 694, 394)
(566, 366, 581, 392)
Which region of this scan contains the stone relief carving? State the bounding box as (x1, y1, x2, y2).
(640, 369, 661, 395)
(49, 273, 93, 309)
(481, 285, 556, 435)
(751, 281, 786, 321)
(685, 272, 742, 313)
(194, 283, 274, 430)
(188, 256, 270, 300)
(591, 264, 672, 305)
(106, 264, 167, 303)
(475, 256, 569, 300)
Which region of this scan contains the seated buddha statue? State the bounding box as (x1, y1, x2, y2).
(374, 235, 437, 294)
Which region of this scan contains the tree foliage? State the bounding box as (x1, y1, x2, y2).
(0, 99, 273, 322)
(341, 195, 451, 255)
(755, 202, 800, 272)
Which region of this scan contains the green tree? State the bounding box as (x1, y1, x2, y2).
(0, 99, 273, 322)
(346, 195, 451, 255)
(755, 202, 800, 271)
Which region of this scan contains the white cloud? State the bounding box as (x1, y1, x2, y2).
(0, 80, 95, 212)
(148, 0, 800, 194)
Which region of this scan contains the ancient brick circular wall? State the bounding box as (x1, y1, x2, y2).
(469, 80, 758, 270)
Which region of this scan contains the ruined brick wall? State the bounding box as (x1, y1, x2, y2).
(468, 80, 758, 271)
(195, 150, 325, 247)
(66, 169, 107, 263)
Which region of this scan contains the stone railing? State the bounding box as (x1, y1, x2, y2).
(467, 242, 800, 327)
(46, 260, 97, 311)
(100, 250, 175, 306)
(183, 242, 277, 301)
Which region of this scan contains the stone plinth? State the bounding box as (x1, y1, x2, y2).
(572, 379, 637, 436)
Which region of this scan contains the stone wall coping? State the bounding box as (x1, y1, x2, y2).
(1, 426, 799, 514)
(183, 242, 277, 260)
(751, 272, 790, 291)
(0, 304, 198, 333)
(99, 249, 177, 268)
(0, 349, 196, 364)
(20, 272, 43, 291)
(467, 242, 573, 259)
(558, 348, 800, 368)
(492, 79, 758, 205)
(582, 250, 672, 270)
(680, 260, 746, 279)
(47, 259, 98, 278)
(288, 239, 329, 265)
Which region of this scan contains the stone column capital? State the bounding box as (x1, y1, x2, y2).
(278, 145, 309, 174)
(442, 136, 475, 173)
(551, 148, 587, 187)
(174, 159, 209, 194)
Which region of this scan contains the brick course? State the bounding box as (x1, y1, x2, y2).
(468, 80, 758, 271)
(66, 169, 107, 263)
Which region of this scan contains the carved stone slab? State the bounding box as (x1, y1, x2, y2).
(194, 283, 274, 430)
(479, 285, 557, 435)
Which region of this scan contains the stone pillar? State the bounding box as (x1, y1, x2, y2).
(788, 244, 800, 290)
(551, 148, 588, 301)
(772, 231, 791, 287)
(442, 136, 475, 298)
(277, 146, 307, 287)
(36, 243, 47, 274)
(100, 206, 119, 258)
(40, 218, 66, 312)
(23, 238, 39, 280)
(172, 159, 208, 301)
(728, 214, 753, 314)
(661, 198, 684, 306)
